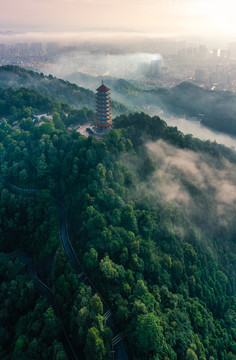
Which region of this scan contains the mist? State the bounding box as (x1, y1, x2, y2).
(48, 67, 236, 149)
(43, 51, 163, 81)
(2, 0, 236, 44)
(0, 30, 167, 45)
(153, 113, 236, 150)
(149, 140, 236, 230)
(126, 139, 236, 239)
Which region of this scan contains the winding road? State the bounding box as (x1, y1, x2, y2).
(7, 249, 78, 360)
(1, 178, 133, 360)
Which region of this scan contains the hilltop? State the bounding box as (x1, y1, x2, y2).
(0, 89, 235, 359)
(4, 65, 236, 138)
(66, 71, 236, 136)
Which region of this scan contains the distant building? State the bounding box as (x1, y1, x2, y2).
(229, 42, 236, 59)
(139, 59, 162, 78)
(195, 68, 208, 82)
(199, 45, 208, 59)
(220, 49, 228, 59)
(46, 42, 59, 56)
(212, 49, 218, 58)
(94, 81, 112, 131)
(30, 42, 44, 56)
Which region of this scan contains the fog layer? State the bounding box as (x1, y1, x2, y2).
(141, 140, 236, 235)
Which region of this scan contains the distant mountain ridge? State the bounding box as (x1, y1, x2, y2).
(2, 65, 236, 136)
(0, 65, 95, 108)
(66, 71, 236, 136)
(0, 65, 128, 116)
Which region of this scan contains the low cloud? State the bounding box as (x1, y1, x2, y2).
(139, 140, 236, 233)
(147, 140, 236, 226)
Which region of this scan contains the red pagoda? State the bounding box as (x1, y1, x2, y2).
(94, 81, 112, 131)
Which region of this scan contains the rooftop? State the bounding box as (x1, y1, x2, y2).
(96, 80, 110, 92)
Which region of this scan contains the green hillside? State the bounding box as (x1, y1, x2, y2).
(0, 65, 128, 116)
(66, 71, 236, 136)
(147, 82, 236, 135)
(0, 86, 235, 360)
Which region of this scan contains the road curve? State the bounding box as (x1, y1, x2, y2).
(1, 178, 133, 360)
(55, 198, 133, 360)
(7, 249, 79, 360)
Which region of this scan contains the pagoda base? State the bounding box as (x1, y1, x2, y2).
(94, 121, 112, 131)
(93, 123, 112, 133)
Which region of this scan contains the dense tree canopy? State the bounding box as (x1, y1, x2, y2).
(0, 84, 235, 360)
(0, 65, 129, 116)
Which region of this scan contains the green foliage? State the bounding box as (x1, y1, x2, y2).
(0, 186, 59, 258)
(1, 83, 235, 360)
(93, 75, 236, 136)
(0, 253, 65, 360)
(85, 327, 106, 360)
(65, 108, 95, 126)
(0, 65, 129, 115)
(0, 87, 59, 123)
(52, 250, 110, 357)
(0, 65, 95, 109)
(131, 313, 167, 358)
(154, 82, 236, 136)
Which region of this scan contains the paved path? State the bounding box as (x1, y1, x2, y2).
(8, 249, 78, 360)
(1, 178, 133, 360)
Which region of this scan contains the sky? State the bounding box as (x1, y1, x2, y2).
(1, 0, 236, 42)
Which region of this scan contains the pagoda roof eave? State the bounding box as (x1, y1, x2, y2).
(96, 84, 110, 92)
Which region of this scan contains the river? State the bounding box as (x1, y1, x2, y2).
(164, 115, 236, 149)
(147, 107, 236, 150)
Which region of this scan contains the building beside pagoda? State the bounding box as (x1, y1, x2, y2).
(94, 81, 112, 131)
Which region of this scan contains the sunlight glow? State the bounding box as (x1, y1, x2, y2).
(189, 0, 236, 35)
(2, 0, 236, 40)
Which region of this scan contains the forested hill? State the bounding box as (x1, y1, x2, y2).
(66, 71, 236, 136)
(0, 65, 128, 115)
(0, 86, 96, 127)
(147, 82, 236, 135)
(4, 65, 236, 136)
(0, 65, 95, 108)
(1, 100, 235, 360)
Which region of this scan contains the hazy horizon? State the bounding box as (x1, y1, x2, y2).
(2, 0, 236, 45)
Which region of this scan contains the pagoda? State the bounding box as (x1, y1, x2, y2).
(94, 81, 112, 131)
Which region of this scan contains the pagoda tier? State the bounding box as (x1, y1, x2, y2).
(95, 81, 113, 130)
(96, 114, 111, 119)
(96, 103, 111, 108)
(96, 113, 111, 118)
(96, 99, 111, 103)
(96, 91, 110, 97)
(97, 101, 110, 108)
(96, 113, 111, 117)
(96, 94, 110, 99)
(96, 107, 111, 113)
